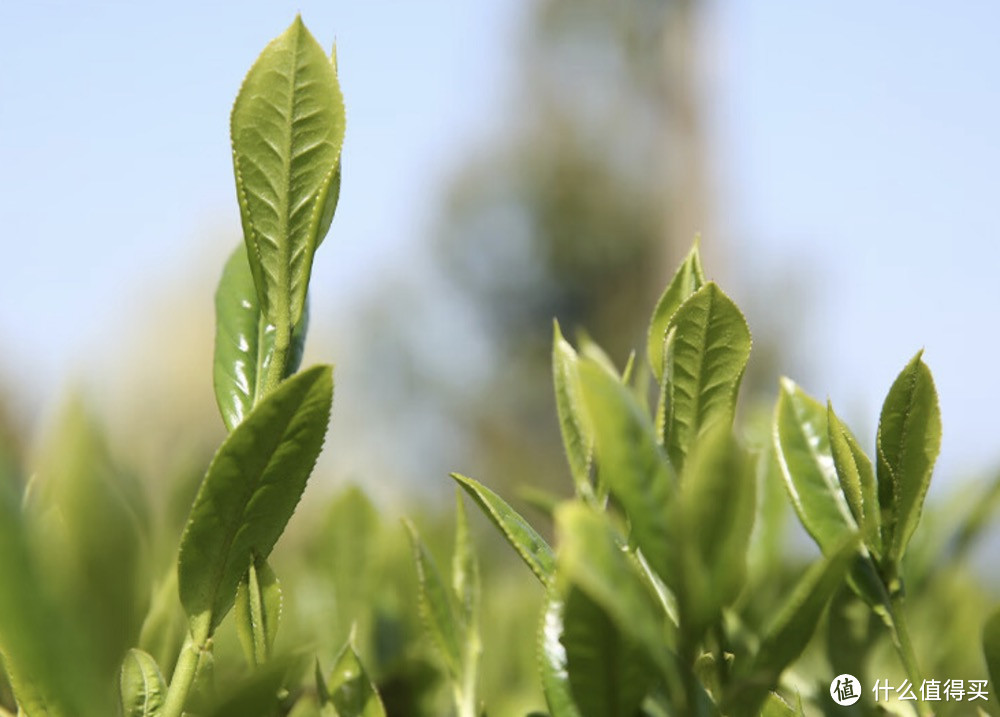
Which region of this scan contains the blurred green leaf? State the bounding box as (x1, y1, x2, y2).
(773, 379, 856, 553)
(647, 240, 705, 383)
(235, 557, 282, 667)
(552, 322, 594, 499)
(662, 282, 751, 471)
(178, 365, 333, 641)
(213, 244, 309, 431)
(231, 16, 345, 328)
(452, 473, 555, 586)
(827, 402, 881, 557)
(576, 360, 673, 585)
(727, 536, 857, 716)
(404, 520, 462, 678)
(119, 649, 166, 717)
(325, 639, 387, 717)
(876, 351, 941, 567)
(760, 692, 804, 717)
(538, 595, 583, 717)
(202, 658, 296, 717)
(138, 569, 186, 679)
(452, 491, 481, 629)
(983, 607, 1000, 706)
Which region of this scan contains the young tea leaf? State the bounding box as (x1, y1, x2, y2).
(326, 639, 387, 717)
(404, 520, 462, 678)
(451, 473, 555, 586)
(827, 402, 881, 557)
(178, 364, 333, 641)
(647, 239, 705, 382)
(119, 649, 166, 717)
(773, 379, 857, 554)
(452, 490, 480, 628)
(231, 16, 345, 330)
(234, 557, 282, 667)
(663, 282, 751, 471)
(552, 321, 594, 498)
(876, 352, 941, 566)
(538, 595, 584, 717)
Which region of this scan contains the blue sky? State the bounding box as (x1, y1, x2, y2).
(2, 2, 999, 488)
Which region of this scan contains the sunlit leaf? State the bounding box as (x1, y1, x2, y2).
(326, 639, 386, 717)
(647, 239, 705, 383)
(827, 402, 881, 556)
(552, 321, 594, 498)
(119, 649, 166, 717)
(538, 595, 583, 717)
(404, 520, 462, 678)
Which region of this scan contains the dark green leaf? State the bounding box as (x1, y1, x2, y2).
(452, 473, 555, 585)
(663, 282, 751, 470)
(538, 595, 583, 717)
(827, 402, 881, 556)
(178, 365, 333, 640)
(203, 658, 297, 717)
(552, 321, 594, 498)
(231, 16, 346, 328)
(404, 520, 462, 678)
(876, 352, 941, 566)
(773, 379, 857, 553)
(234, 557, 282, 666)
(576, 361, 674, 585)
(647, 240, 705, 382)
(327, 639, 387, 717)
(119, 649, 166, 717)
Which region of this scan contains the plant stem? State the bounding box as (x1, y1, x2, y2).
(887, 592, 931, 717)
(160, 632, 205, 717)
(263, 319, 291, 396)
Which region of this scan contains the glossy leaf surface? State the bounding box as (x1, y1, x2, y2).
(538, 595, 583, 717)
(452, 473, 555, 585)
(119, 649, 166, 717)
(577, 361, 673, 584)
(647, 240, 705, 382)
(179, 364, 333, 639)
(663, 282, 751, 470)
(552, 321, 593, 498)
(231, 16, 345, 327)
(405, 520, 462, 678)
(876, 352, 941, 565)
(234, 557, 282, 666)
(327, 640, 387, 717)
(774, 379, 856, 553)
(827, 403, 881, 555)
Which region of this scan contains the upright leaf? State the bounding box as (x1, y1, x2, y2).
(876, 352, 941, 565)
(213, 244, 309, 430)
(773, 379, 857, 553)
(827, 403, 881, 556)
(538, 595, 584, 717)
(452, 473, 555, 585)
(231, 16, 346, 328)
(326, 639, 387, 717)
(119, 649, 166, 717)
(234, 557, 282, 666)
(663, 282, 751, 470)
(647, 240, 705, 382)
(404, 521, 462, 678)
(552, 322, 594, 498)
(452, 490, 480, 627)
(577, 361, 674, 584)
(178, 365, 333, 641)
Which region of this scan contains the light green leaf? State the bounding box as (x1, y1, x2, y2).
(178, 364, 333, 641)
(773, 379, 857, 553)
(983, 607, 1000, 700)
(451, 473, 555, 585)
(231, 15, 346, 328)
(674, 425, 755, 637)
(538, 595, 583, 717)
(404, 520, 462, 678)
(234, 557, 282, 667)
(576, 361, 674, 585)
(760, 693, 804, 717)
(663, 282, 751, 470)
(727, 536, 857, 717)
(119, 649, 166, 717)
(552, 321, 594, 498)
(326, 639, 387, 717)
(827, 402, 881, 556)
(554, 504, 676, 681)
(138, 569, 187, 679)
(647, 239, 705, 382)
(876, 351, 941, 566)
(452, 490, 480, 627)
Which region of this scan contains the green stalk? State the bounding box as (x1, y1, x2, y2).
(160, 631, 207, 717)
(886, 593, 931, 717)
(263, 318, 291, 397)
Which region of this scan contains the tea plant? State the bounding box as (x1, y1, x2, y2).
(406, 241, 1000, 715)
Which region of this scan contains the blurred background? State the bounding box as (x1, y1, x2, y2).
(2, 1, 1000, 713)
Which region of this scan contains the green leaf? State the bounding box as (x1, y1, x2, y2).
(647, 240, 705, 382)
(538, 595, 583, 717)
(827, 402, 881, 556)
(727, 536, 857, 717)
(231, 15, 346, 328)
(404, 520, 462, 678)
(552, 321, 594, 498)
(554, 504, 676, 680)
(674, 425, 755, 637)
(138, 569, 187, 680)
(213, 244, 309, 431)
(983, 607, 1000, 701)
(576, 361, 674, 585)
(452, 490, 480, 628)
(876, 352, 941, 566)
(203, 658, 296, 717)
(178, 364, 333, 641)
(451, 473, 555, 585)
(234, 557, 282, 666)
(559, 586, 653, 717)
(773, 379, 857, 553)
(119, 649, 166, 717)
(326, 639, 387, 717)
(663, 282, 751, 470)
(760, 693, 804, 717)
